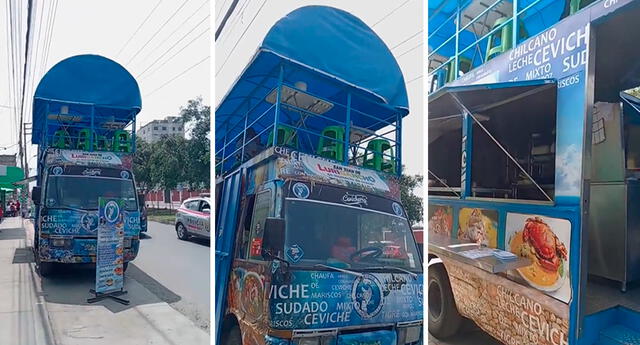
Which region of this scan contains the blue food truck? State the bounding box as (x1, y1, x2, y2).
(215, 6, 423, 345)
(30, 55, 143, 276)
(428, 0, 640, 344)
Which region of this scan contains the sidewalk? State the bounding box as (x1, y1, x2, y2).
(1, 218, 209, 345)
(0, 217, 55, 345)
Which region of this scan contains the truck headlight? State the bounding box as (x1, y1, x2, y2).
(397, 324, 422, 344)
(293, 336, 334, 345)
(50, 237, 72, 248)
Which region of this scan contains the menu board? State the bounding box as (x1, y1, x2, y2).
(95, 198, 125, 294)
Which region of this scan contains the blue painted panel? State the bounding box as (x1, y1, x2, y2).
(214, 170, 243, 343)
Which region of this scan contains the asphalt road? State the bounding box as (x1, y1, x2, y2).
(132, 221, 210, 332)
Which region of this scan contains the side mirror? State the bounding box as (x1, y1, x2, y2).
(31, 187, 41, 206)
(262, 217, 285, 260)
(138, 193, 145, 209)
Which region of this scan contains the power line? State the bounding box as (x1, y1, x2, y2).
(406, 75, 423, 84)
(125, 0, 190, 66)
(390, 30, 422, 51)
(215, 0, 231, 21)
(139, 0, 208, 64)
(144, 55, 209, 97)
(215, 0, 239, 40)
(115, 0, 163, 58)
(140, 26, 209, 81)
(397, 42, 423, 58)
(137, 14, 209, 78)
(215, 0, 267, 77)
(216, 0, 250, 45)
(372, 0, 411, 27)
(41, 0, 59, 78)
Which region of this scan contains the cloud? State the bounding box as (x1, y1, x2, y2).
(555, 144, 581, 196)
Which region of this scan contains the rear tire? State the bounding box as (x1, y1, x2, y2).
(176, 223, 189, 240)
(39, 262, 54, 277)
(221, 324, 242, 345)
(429, 263, 462, 339)
(123, 262, 129, 273)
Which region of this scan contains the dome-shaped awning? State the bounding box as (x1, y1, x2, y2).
(32, 55, 141, 144)
(216, 5, 409, 150)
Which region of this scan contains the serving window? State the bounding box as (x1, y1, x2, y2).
(428, 80, 557, 202)
(470, 89, 557, 201)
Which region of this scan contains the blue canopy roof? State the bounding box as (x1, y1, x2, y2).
(216, 6, 409, 150)
(32, 54, 141, 144)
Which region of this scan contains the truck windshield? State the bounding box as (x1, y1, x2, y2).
(284, 199, 422, 272)
(45, 176, 137, 211)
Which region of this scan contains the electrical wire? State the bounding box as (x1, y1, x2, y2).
(125, 0, 190, 66)
(144, 55, 209, 97)
(215, 0, 266, 77)
(139, 26, 209, 80)
(138, 0, 208, 65)
(372, 0, 411, 27)
(390, 30, 422, 51)
(136, 14, 209, 78)
(115, 0, 163, 58)
(397, 42, 423, 58)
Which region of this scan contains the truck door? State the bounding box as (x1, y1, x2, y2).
(214, 170, 242, 344)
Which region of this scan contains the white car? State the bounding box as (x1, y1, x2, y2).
(175, 197, 211, 240)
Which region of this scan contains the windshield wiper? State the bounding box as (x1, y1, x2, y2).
(315, 264, 363, 278)
(367, 265, 418, 279)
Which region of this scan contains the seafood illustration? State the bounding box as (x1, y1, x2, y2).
(428, 206, 452, 236)
(509, 216, 569, 291)
(522, 217, 568, 272)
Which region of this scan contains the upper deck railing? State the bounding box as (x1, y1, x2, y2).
(214, 62, 403, 178)
(428, 0, 599, 93)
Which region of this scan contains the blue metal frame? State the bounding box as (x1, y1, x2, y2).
(428, 0, 570, 90)
(215, 60, 404, 178)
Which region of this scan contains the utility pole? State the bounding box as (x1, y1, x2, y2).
(215, 0, 239, 40)
(23, 123, 32, 178)
(18, 0, 35, 174)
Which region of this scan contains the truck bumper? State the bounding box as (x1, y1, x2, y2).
(38, 237, 140, 263)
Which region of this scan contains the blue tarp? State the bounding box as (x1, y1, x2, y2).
(32, 54, 141, 144)
(215, 5, 409, 151)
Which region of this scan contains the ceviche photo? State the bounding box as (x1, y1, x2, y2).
(506, 213, 572, 302)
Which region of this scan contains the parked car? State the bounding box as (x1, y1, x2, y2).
(175, 197, 210, 240)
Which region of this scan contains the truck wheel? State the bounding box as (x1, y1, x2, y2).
(429, 264, 462, 339)
(176, 223, 189, 240)
(123, 262, 129, 273)
(221, 324, 242, 345)
(39, 262, 54, 277)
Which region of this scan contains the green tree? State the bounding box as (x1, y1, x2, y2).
(133, 139, 153, 190)
(399, 173, 423, 227)
(149, 136, 188, 192)
(180, 97, 210, 189)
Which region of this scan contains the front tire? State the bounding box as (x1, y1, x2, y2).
(429, 263, 463, 339)
(176, 223, 189, 240)
(221, 325, 242, 345)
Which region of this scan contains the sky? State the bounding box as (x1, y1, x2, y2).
(214, 0, 424, 176)
(0, 0, 210, 176)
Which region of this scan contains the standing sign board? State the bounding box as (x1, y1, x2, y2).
(88, 197, 129, 305)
